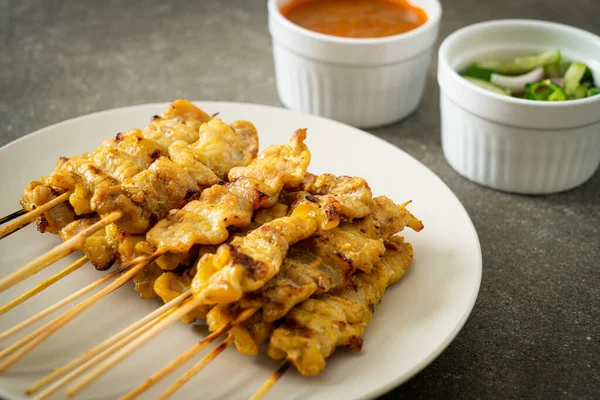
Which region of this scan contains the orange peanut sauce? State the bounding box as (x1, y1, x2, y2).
(280, 0, 428, 39)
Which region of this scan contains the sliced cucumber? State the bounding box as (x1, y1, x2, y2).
(564, 62, 587, 96)
(464, 77, 511, 96)
(475, 50, 561, 75)
(571, 84, 589, 100)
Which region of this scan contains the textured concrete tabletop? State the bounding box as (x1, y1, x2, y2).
(1, 0, 599, 399)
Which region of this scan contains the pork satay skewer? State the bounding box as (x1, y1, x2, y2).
(249, 236, 414, 398)
(0, 104, 258, 293)
(3, 100, 214, 238)
(6, 99, 251, 250)
(141, 197, 422, 399)
(239, 237, 414, 399)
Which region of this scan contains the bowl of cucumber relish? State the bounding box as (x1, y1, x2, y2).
(437, 19, 600, 194)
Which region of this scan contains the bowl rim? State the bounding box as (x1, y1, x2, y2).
(438, 19, 600, 108)
(267, 0, 442, 45)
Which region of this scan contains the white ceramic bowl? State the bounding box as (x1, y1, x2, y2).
(438, 20, 600, 194)
(268, 0, 442, 128)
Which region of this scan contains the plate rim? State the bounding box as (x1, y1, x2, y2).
(0, 101, 482, 400)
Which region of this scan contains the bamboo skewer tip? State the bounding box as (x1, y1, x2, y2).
(157, 336, 234, 400)
(0, 209, 27, 225)
(250, 357, 294, 400)
(0, 191, 71, 240)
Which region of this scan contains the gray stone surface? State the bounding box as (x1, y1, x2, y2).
(1, 0, 599, 398)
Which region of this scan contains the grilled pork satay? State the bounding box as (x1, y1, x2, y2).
(205, 196, 422, 356)
(38, 127, 303, 273)
(141, 128, 311, 255)
(44, 127, 305, 271)
(20, 159, 77, 235)
(117, 198, 417, 400)
(135, 204, 292, 325)
(56, 129, 307, 271)
(20, 100, 259, 234)
(189, 173, 375, 307)
(57, 218, 121, 271)
(256, 195, 422, 320)
(30, 108, 258, 268)
(268, 236, 414, 376)
(19, 100, 212, 234)
(92, 118, 259, 233)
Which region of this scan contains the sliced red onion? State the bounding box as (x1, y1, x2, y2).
(550, 77, 565, 87)
(490, 67, 545, 94)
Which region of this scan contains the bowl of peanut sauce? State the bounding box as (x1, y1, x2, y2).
(268, 0, 441, 128)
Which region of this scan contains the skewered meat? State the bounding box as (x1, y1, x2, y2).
(59, 218, 120, 271)
(93, 118, 259, 233)
(268, 236, 414, 376)
(144, 128, 311, 254)
(190, 174, 375, 306)
(20, 100, 259, 235)
(148, 204, 293, 321)
(206, 196, 422, 356)
(20, 180, 76, 234)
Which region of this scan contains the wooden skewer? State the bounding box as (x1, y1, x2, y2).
(0, 192, 71, 240)
(30, 306, 181, 400)
(0, 256, 89, 316)
(66, 295, 207, 397)
(0, 262, 127, 345)
(0, 210, 123, 294)
(158, 336, 235, 400)
(122, 307, 258, 400)
(0, 254, 152, 372)
(0, 209, 27, 225)
(249, 357, 294, 400)
(26, 290, 191, 396)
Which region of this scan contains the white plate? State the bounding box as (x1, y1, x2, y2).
(0, 102, 481, 400)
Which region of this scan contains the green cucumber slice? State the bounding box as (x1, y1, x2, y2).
(571, 84, 589, 99)
(475, 50, 561, 75)
(564, 62, 587, 96)
(464, 77, 511, 96)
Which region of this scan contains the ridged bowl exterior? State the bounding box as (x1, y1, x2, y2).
(273, 43, 432, 128)
(268, 0, 441, 128)
(441, 93, 600, 194)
